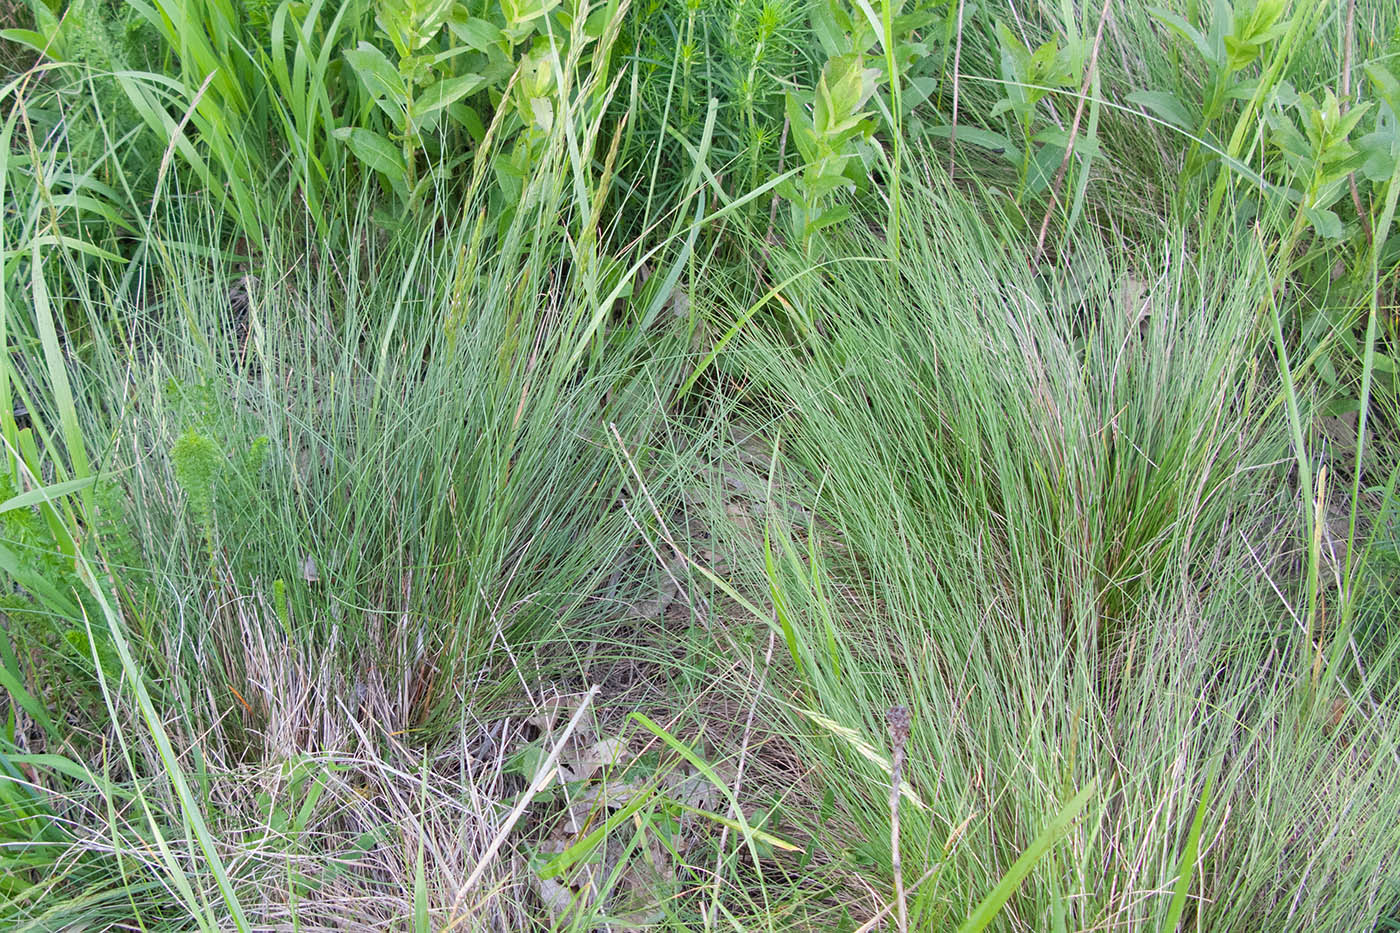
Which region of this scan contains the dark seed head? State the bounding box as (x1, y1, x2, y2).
(886, 705, 910, 745)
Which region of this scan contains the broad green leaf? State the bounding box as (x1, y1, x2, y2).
(1025, 139, 1068, 196)
(806, 203, 852, 233)
(925, 124, 1022, 166)
(996, 21, 1029, 66)
(411, 0, 457, 49)
(903, 75, 937, 113)
(1272, 80, 1299, 107)
(411, 73, 487, 121)
(824, 54, 875, 127)
(502, 0, 562, 33)
(1147, 6, 1215, 64)
(803, 164, 856, 198)
(446, 14, 505, 52)
(14, 234, 127, 264)
(0, 476, 96, 514)
(528, 96, 553, 132)
(0, 662, 53, 736)
(344, 43, 405, 104)
(583, 6, 611, 37)
(332, 127, 407, 187)
(1127, 90, 1194, 132)
(786, 93, 821, 165)
(1333, 100, 1373, 144)
(449, 101, 486, 142)
(1243, 0, 1287, 37)
(1302, 205, 1343, 241)
(1357, 130, 1400, 183)
(1224, 34, 1265, 73)
(1366, 63, 1400, 113)
(0, 29, 51, 53)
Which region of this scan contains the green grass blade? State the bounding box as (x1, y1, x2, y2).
(1164, 763, 1216, 930)
(0, 475, 95, 514)
(956, 779, 1097, 933)
(29, 244, 91, 491)
(627, 712, 767, 876)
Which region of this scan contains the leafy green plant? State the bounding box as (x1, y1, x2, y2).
(337, 0, 624, 218)
(2, 0, 159, 76)
(1254, 62, 1400, 413)
(1267, 87, 1373, 242)
(626, 0, 812, 188)
(337, 0, 486, 204)
(1128, 0, 1308, 219)
(781, 54, 880, 250)
(0, 469, 121, 710)
(1117, 1, 1399, 431)
(778, 0, 944, 249)
(0, 472, 83, 621)
(1137, 0, 1289, 134)
(988, 19, 1081, 199)
(163, 375, 269, 533)
(170, 429, 222, 537)
(2, 10, 154, 283)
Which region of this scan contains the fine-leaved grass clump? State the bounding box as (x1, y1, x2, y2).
(4, 0, 1400, 929)
(696, 165, 1400, 930)
(1, 28, 712, 922)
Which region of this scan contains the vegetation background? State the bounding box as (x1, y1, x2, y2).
(1, 0, 1398, 929)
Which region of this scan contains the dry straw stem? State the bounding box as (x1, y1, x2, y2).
(708, 629, 779, 924)
(886, 705, 911, 933)
(948, 0, 966, 176)
(850, 866, 940, 933)
(1033, 0, 1113, 265)
(445, 685, 600, 925)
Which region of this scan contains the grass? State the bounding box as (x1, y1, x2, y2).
(3, 0, 1399, 929)
(694, 169, 1400, 928)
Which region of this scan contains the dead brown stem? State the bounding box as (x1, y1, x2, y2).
(887, 705, 911, 933)
(1032, 0, 1114, 266)
(948, 0, 967, 178)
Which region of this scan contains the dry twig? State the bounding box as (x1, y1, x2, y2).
(948, 0, 967, 177)
(1032, 0, 1114, 265)
(886, 705, 911, 933)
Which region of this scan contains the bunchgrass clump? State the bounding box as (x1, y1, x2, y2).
(693, 166, 1400, 930)
(3, 0, 1399, 929)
